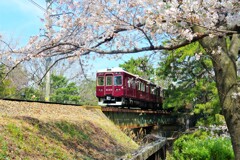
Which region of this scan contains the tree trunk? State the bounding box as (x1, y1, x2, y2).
(194, 26, 240, 159)
(212, 49, 240, 160)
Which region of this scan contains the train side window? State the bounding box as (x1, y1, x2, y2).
(132, 80, 136, 89)
(106, 76, 112, 86)
(151, 86, 156, 95)
(114, 76, 122, 86)
(97, 77, 104, 86)
(138, 82, 141, 91)
(142, 83, 145, 92)
(139, 82, 145, 92)
(127, 78, 131, 88)
(146, 85, 149, 93)
(160, 89, 163, 97)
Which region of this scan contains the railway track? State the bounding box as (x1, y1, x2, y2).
(101, 106, 172, 114)
(0, 98, 172, 114)
(0, 98, 83, 106)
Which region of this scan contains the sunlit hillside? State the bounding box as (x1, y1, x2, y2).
(0, 100, 138, 159)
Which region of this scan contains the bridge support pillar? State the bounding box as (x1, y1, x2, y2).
(120, 137, 167, 160)
(147, 145, 166, 160)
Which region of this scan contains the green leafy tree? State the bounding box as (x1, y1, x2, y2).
(158, 42, 220, 124)
(50, 74, 80, 104)
(0, 64, 16, 98)
(21, 87, 43, 101)
(119, 56, 155, 80)
(173, 131, 234, 160)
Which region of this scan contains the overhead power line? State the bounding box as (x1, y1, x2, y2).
(27, 0, 46, 12)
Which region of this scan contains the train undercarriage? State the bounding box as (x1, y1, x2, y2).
(98, 96, 162, 110)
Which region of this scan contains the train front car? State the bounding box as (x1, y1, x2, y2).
(96, 68, 124, 106)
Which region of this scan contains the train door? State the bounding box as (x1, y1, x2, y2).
(146, 84, 149, 101)
(96, 75, 105, 97)
(125, 76, 135, 98)
(136, 80, 141, 100)
(104, 73, 113, 97)
(125, 78, 129, 96)
(155, 87, 161, 105)
(125, 76, 133, 98)
(113, 74, 123, 97)
(132, 79, 136, 98)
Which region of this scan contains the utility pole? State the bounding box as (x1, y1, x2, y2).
(45, 0, 52, 102)
(45, 57, 51, 101)
(27, 0, 53, 101)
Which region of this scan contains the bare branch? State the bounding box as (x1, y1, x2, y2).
(89, 33, 209, 54)
(37, 54, 76, 85)
(78, 59, 90, 81)
(0, 39, 15, 53)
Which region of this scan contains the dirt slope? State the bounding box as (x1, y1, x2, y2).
(0, 100, 138, 159)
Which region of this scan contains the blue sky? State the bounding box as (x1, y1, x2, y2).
(0, 0, 145, 78)
(0, 0, 44, 45)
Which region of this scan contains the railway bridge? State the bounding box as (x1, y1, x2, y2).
(101, 107, 189, 132)
(101, 106, 192, 160)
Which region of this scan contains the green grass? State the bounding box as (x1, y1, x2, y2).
(0, 115, 138, 160)
(55, 121, 89, 141)
(0, 136, 8, 160)
(3, 122, 71, 160)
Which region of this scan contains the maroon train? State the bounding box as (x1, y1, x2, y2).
(96, 68, 163, 109)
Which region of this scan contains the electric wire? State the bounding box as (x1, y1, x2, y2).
(27, 0, 46, 12)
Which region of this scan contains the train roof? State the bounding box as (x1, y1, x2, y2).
(97, 67, 141, 77)
(97, 67, 126, 73)
(97, 67, 159, 86)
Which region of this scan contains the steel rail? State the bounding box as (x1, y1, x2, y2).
(0, 98, 172, 114)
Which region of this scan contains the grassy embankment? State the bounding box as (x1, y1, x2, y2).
(0, 100, 138, 160)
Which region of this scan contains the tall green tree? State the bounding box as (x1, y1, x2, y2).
(21, 87, 43, 101)
(119, 56, 155, 80)
(0, 64, 16, 98)
(50, 74, 80, 104)
(158, 42, 220, 124)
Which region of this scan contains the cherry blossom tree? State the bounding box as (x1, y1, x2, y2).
(6, 0, 240, 158)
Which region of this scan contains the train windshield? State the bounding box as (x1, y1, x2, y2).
(114, 76, 122, 86)
(97, 77, 104, 86)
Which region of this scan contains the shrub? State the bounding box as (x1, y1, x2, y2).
(173, 132, 234, 160)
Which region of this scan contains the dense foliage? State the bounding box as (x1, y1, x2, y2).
(21, 87, 43, 101)
(50, 74, 80, 104)
(0, 64, 16, 98)
(16, 72, 97, 105)
(119, 56, 154, 80)
(173, 130, 234, 160)
(158, 42, 220, 124)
